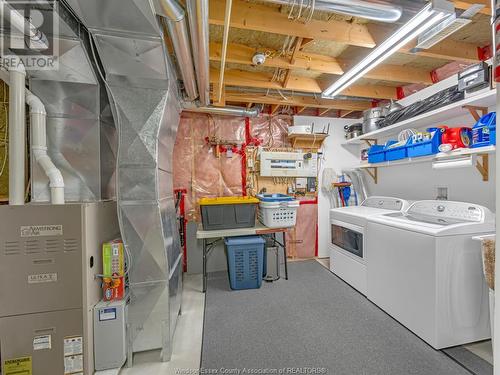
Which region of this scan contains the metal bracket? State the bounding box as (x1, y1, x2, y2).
(363, 139, 377, 147)
(463, 105, 488, 122)
(475, 154, 489, 181)
(365, 167, 378, 184)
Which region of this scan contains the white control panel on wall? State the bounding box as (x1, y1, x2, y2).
(260, 151, 318, 177)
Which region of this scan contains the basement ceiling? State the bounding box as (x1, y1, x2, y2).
(208, 0, 493, 117)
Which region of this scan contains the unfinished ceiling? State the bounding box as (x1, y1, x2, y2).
(208, 0, 493, 117)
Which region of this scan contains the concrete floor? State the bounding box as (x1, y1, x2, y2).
(99, 258, 493, 374)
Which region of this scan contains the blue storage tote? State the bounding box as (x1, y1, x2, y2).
(367, 145, 386, 163)
(407, 128, 443, 158)
(385, 140, 409, 161)
(472, 112, 496, 148)
(225, 236, 265, 290)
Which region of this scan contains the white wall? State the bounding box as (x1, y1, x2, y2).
(294, 116, 359, 258)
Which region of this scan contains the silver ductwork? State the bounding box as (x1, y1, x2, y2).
(66, 0, 183, 362)
(156, 0, 198, 101)
(183, 103, 261, 117)
(27, 5, 115, 203)
(260, 0, 403, 23)
(186, 0, 210, 106)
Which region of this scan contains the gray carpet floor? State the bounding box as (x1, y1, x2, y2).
(201, 260, 473, 375)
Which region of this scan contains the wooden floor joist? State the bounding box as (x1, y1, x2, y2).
(210, 42, 434, 85)
(209, 0, 376, 48)
(210, 68, 398, 100)
(209, 0, 482, 63)
(220, 91, 372, 112)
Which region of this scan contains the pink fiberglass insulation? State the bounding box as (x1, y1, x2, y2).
(174, 112, 245, 220)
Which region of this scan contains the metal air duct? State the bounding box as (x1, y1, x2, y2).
(260, 0, 403, 23)
(186, 0, 210, 106)
(183, 103, 261, 117)
(157, 0, 198, 101)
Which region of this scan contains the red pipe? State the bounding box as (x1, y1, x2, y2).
(174, 188, 188, 272)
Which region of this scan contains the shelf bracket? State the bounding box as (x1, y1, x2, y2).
(475, 154, 489, 181)
(363, 139, 377, 147)
(463, 105, 488, 122)
(365, 167, 378, 184)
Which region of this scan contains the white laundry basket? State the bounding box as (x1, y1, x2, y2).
(258, 200, 300, 228)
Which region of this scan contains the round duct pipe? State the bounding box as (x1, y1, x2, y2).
(183, 104, 261, 117)
(259, 0, 403, 23)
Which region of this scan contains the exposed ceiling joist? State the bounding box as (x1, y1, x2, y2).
(400, 39, 481, 63)
(368, 24, 481, 63)
(210, 42, 434, 85)
(209, 0, 482, 63)
(210, 42, 343, 74)
(210, 68, 398, 100)
(221, 92, 372, 111)
(209, 0, 376, 48)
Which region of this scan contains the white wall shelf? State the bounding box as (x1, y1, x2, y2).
(345, 89, 496, 145)
(359, 145, 495, 183)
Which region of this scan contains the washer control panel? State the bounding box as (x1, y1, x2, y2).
(407, 201, 484, 223)
(362, 197, 405, 211)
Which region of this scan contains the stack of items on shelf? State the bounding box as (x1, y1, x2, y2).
(367, 112, 496, 164)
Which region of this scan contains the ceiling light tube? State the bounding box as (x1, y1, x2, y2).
(322, 0, 454, 98)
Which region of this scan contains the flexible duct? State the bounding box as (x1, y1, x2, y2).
(26, 93, 65, 204)
(259, 0, 402, 23)
(157, 0, 198, 101)
(7, 58, 26, 205)
(186, 0, 210, 106)
(0, 67, 65, 204)
(183, 104, 261, 117)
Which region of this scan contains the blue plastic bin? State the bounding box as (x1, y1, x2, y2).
(257, 193, 294, 202)
(367, 145, 386, 163)
(407, 128, 443, 158)
(472, 112, 496, 148)
(225, 236, 265, 290)
(385, 140, 409, 161)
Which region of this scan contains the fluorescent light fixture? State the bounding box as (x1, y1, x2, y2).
(322, 0, 454, 98)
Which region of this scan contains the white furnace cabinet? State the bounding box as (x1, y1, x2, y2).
(0, 202, 120, 375)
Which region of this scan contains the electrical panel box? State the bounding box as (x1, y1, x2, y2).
(260, 151, 318, 177)
(94, 299, 128, 371)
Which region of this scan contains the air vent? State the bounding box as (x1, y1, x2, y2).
(63, 238, 79, 252)
(45, 239, 61, 253)
(25, 239, 42, 254)
(4, 241, 20, 255)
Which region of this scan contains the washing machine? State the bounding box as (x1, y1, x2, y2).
(329, 196, 410, 295)
(366, 200, 495, 349)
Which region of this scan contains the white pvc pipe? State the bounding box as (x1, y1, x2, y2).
(26, 93, 65, 204)
(8, 58, 26, 205)
(0, 66, 65, 204)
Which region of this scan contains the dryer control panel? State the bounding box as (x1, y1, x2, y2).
(407, 201, 484, 223)
(362, 196, 405, 211)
